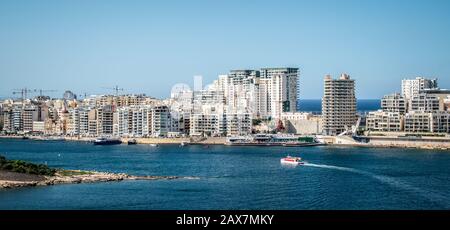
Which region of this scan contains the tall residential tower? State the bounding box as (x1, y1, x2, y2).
(322, 74, 357, 136)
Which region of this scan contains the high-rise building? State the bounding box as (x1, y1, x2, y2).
(225, 67, 299, 120)
(322, 74, 357, 136)
(401, 77, 438, 100)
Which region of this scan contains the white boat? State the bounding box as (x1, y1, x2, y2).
(149, 144, 158, 147)
(280, 156, 304, 166)
(180, 141, 188, 147)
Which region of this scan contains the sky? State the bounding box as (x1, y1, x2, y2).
(1, 0, 450, 99)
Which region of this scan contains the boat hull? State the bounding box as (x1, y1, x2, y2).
(280, 159, 304, 165)
(94, 140, 122, 145)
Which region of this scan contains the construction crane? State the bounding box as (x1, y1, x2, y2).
(102, 85, 124, 96)
(34, 89, 57, 97)
(12, 88, 33, 101)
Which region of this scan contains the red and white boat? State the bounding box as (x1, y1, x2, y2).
(280, 156, 304, 165)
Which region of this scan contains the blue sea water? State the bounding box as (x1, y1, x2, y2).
(298, 99, 380, 113)
(1, 138, 450, 210)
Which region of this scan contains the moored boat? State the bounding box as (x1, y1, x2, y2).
(94, 137, 122, 145)
(127, 139, 137, 145)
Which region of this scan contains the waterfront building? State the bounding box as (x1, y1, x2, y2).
(226, 70, 259, 115)
(189, 113, 221, 136)
(151, 105, 170, 137)
(116, 107, 130, 137)
(403, 111, 450, 133)
(404, 112, 431, 133)
(401, 77, 438, 100)
(224, 68, 299, 120)
(22, 105, 38, 132)
(12, 106, 23, 132)
(67, 108, 80, 135)
(381, 93, 407, 114)
(79, 108, 89, 136)
(366, 110, 403, 132)
(281, 112, 323, 135)
(226, 113, 252, 136)
(87, 109, 98, 136)
(409, 94, 441, 112)
(96, 105, 114, 136)
(1, 107, 12, 132)
(32, 121, 45, 133)
(321, 74, 357, 136)
(261, 68, 299, 119)
(430, 111, 450, 133)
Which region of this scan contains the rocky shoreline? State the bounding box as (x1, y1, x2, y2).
(0, 169, 181, 189)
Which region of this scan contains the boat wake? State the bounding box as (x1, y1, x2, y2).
(182, 176, 201, 180)
(302, 163, 450, 208)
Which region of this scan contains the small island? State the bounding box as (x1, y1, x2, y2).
(0, 155, 180, 189)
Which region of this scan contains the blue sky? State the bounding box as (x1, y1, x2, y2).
(1, 0, 450, 99)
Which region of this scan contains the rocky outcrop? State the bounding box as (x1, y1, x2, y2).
(0, 170, 181, 189)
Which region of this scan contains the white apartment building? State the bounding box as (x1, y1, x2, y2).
(404, 112, 431, 133)
(223, 68, 299, 120)
(430, 111, 450, 133)
(261, 68, 299, 119)
(401, 77, 438, 100)
(366, 110, 403, 132)
(403, 111, 450, 133)
(409, 94, 441, 112)
(381, 93, 407, 114)
(115, 105, 170, 137)
(151, 105, 170, 137)
(189, 113, 224, 136)
(67, 108, 80, 135)
(226, 113, 252, 137)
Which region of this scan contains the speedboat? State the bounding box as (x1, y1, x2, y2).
(149, 144, 158, 147)
(280, 156, 304, 165)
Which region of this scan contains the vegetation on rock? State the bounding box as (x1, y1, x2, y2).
(0, 155, 56, 176)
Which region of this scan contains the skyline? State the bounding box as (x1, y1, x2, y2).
(1, 0, 450, 99)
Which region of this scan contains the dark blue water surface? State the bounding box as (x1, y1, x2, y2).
(1, 138, 449, 210)
(298, 99, 380, 113)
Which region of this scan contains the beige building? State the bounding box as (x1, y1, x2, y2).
(366, 110, 403, 132)
(281, 112, 322, 135)
(321, 74, 357, 136)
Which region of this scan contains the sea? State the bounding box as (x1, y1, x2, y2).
(1, 138, 450, 210)
(298, 99, 380, 114)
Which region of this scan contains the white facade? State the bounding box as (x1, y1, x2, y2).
(401, 77, 438, 100)
(381, 93, 407, 114)
(366, 110, 403, 132)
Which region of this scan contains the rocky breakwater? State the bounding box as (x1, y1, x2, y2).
(0, 170, 180, 189)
